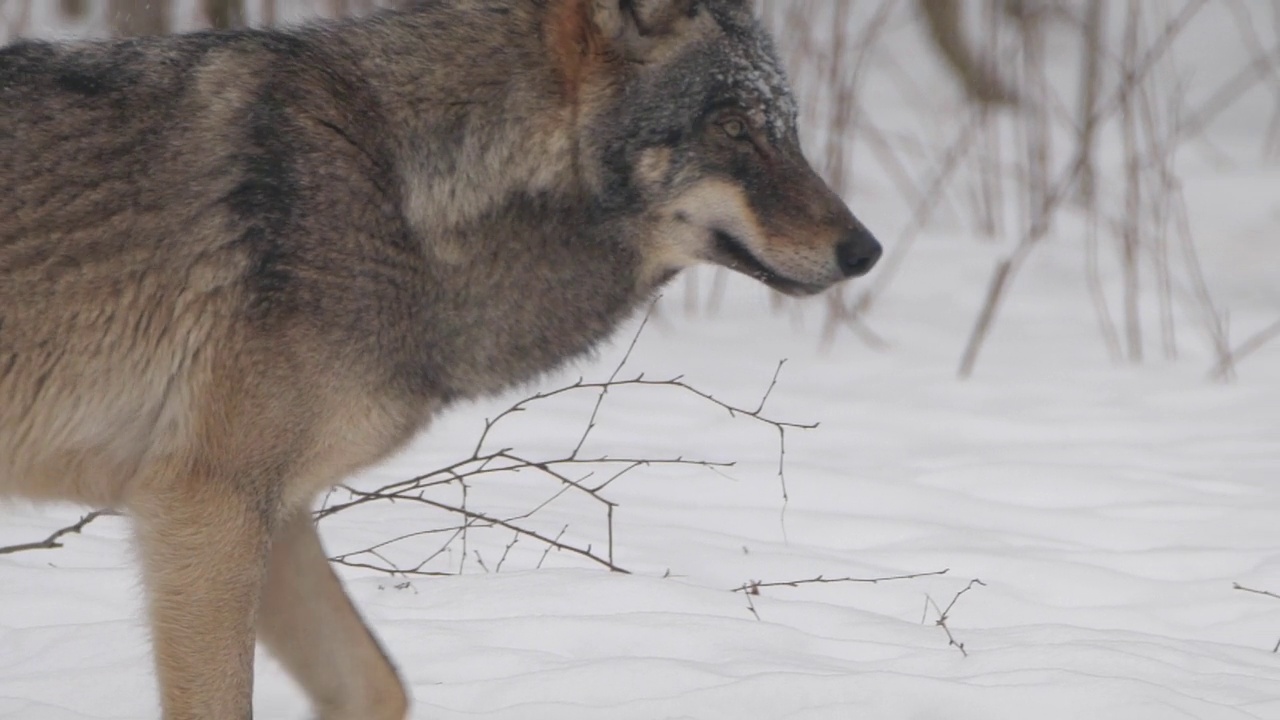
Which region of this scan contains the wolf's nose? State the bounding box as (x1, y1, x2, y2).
(836, 227, 882, 278)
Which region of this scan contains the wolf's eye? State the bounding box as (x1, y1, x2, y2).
(720, 119, 748, 140)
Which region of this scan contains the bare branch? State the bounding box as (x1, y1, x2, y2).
(925, 579, 987, 657)
(1234, 582, 1280, 602)
(735, 569, 950, 594)
(1233, 582, 1280, 652)
(1211, 319, 1280, 380)
(919, 0, 1018, 106)
(319, 344, 814, 579)
(0, 511, 112, 556)
(572, 304, 656, 458)
(735, 569, 950, 620)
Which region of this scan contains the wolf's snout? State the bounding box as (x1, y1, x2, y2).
(835, 227, 882, 278)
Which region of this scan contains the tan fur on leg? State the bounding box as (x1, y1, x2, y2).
(132, 476, 272, 720)
(259, 508, 409, 720)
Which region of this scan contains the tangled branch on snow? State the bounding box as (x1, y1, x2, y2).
(317, 314, 817, 578)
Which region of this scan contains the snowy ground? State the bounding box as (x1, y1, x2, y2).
(4, 2, 1280, 719)
(4, 235, 1279, 719)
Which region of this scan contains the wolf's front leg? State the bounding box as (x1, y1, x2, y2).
(132, 467, 273, 720)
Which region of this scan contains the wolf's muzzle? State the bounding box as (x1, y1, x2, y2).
(836, 226, 883, 279)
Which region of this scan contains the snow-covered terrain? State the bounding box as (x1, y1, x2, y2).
(3, 2, 1280, 719)
(4, 235, 1278, 719)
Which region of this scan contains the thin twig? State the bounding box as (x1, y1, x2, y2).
(925, 579, 987, 657)
(415, 495, 629, 573)
(537, 526, 570, 570)
(735, 569, 950, 594)
(1234, 582, 1280, 602)
(573, 307, 655, 458)
(0, 511, 111, 556)
(735, 569, 950, 620)
(1233, 582, 1280, 652)
(1210, 318, 1280, 380)
(495, 532, 521, 573)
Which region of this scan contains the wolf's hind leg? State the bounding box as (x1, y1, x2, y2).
(258, 506, 409, 720)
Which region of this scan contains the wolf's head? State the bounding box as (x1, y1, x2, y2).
(552, 0, 881, 296)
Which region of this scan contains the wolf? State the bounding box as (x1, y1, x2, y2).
(0, 0, 881, 717)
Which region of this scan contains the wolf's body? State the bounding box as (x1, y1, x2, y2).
(0, 1, 880, 717)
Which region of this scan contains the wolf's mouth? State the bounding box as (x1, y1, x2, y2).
(712, 231, 827, 297)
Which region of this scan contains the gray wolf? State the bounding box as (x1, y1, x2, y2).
(0, 0, 881, 717)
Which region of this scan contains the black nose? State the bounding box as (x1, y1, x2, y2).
(836, 226, 882, 278)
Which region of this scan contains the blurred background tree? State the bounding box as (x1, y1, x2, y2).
(107, 0, 169, 35)
(204, 0, 246, 29)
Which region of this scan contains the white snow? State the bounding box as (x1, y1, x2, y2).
(3, 2, 1280, 719)
(5, 244, 1279, 718)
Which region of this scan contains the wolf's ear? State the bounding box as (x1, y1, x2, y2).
(547, 0, 700, 96)
(591, 0, 701, 60)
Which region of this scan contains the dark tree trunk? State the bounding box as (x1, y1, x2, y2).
(59, 0, 90, 20)
(205, 0, 247, 29)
